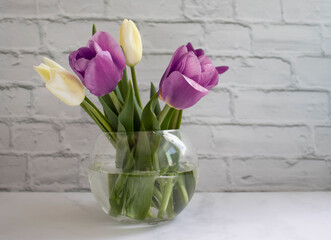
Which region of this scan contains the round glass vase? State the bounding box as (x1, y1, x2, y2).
(88, 130, 198, 223)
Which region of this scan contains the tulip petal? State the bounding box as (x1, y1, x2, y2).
(69, 50, 84, 82)
(204, 70, 219, 90)
(186, 42, 194, 52)
(75, 58, 90, 73)
(160, 71, 208, 110)
(192, 67, 218, 89)
(216, 66, 229, 74)
(120, 19, 143, 66)
(198, 54, 213, 66)
(46, 69, 85, 106)
(160, 45, 188, 84)
(181, 52, 201, 78)
(43, 57, 64, 69)
(76, 47, 95, 60)
(169, 45, 189, 74)
(33, 65, 50, 83)
(90, 31, 126, 71)
(195, 49, 204, 57)
(84, 51, 123, 96)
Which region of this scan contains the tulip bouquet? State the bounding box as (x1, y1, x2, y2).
(34, 19, 228, 221)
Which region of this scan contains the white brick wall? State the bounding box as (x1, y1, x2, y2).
(0, 0, 330, 192)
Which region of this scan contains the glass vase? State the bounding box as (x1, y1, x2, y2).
(88, 130, 198, 223)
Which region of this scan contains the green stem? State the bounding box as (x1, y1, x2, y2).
(158, 104, 171, 123)
(177, 176, 189, 205)
(176, 110, 183, 129)
(157, 177, 173, 218)
(81, 97, 116, 142)
(130, 66, 142, 108)
(153, 186, 163, 202)
(80, 101, 106, 131)
(85, 104, 111, 132)
(109, 91, 122, 113)
(146, 209, 155, 218)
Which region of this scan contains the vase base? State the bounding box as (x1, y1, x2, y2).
(109, 214, 173, 225)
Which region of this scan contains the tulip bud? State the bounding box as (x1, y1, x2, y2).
(120, 19, 142, 67)
(34, 57, 85, 106)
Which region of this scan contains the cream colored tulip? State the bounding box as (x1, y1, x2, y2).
(34, 57, 85, 106)
(120, 19, 142, 67)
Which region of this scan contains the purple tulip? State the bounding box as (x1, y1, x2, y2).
(69, 31, 126, 96)
(159, 43, 228, 110)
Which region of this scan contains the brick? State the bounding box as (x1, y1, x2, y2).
(45, 21, 120, 51)
(214, 57, 291, 86)
(78, 156, 89, 189)
(135, 54, 171, 86)
(296, 57, 331, 88)
(196, 159, 228, 191)
(0, 123, 10, 151)
(0, 21, 40, 49)
(213, 125, 311, 156)
(185, 90, 231, 119)
(236, 0, 281, 21)
(0, 88, 31, 116)
(107, 0, 183, 19)
(142, 23, 203, 52)
(205, 24, 250, 53)
(50, 53, 70, 70)
(12, 123, 62, 153)
(229, 158, 331, 191)
(181, 124, 214, 154)
(30, 156, 78, 191)
(0, 155, 26, 189)
(32, 88, 81, 119)
(62, 123, 100, 154)
(45, 22, 89, 51)
(0, 0, 36, 16)
(37, 0, 60, 15)
(235, 90, 329, 122)
(139, 89, 154, 107)
(0, 54, 41, 83)
(61, 0, 104, 15)
(184, 0, 233, 20)
(252, 25, 321, 54)
(283, 0, 331, 22)
(315, 126, 331, 155)
(323, 26, 331, 55)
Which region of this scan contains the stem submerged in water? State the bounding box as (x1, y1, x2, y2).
(157, 177, 174, 218)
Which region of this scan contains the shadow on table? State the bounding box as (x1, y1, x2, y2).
(26, 193, 180, 239)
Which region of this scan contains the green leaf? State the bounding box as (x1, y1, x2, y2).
(109, 174, 128, 217)
(117, 67, 129, 100)
(173, 170, 196, 214)
(115, 130, 131, 169)
(99, 94, 118, 115)
(125, 173, 156, 220)
(160, 108, 175, 130)
(135, 93, 162, 170)
(118, 83, 134, 133)
(99, 97, 118, 131)
(134, 125, 153, 170)
(133, 95, 142, 131)
(150, 82, 161, 116)
(124, 146, 135, 171)
(114, 86, 124, 104)
(141, 93, 160, 131)
(92, 24, 97, 35)
(169, 109, 183, 129)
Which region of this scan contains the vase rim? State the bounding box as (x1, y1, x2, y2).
(101, 129, 181, 135)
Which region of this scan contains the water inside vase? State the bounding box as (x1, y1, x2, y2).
(88, 161, 196, 222)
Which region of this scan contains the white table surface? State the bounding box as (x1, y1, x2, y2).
(0, 192, 330, 240)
